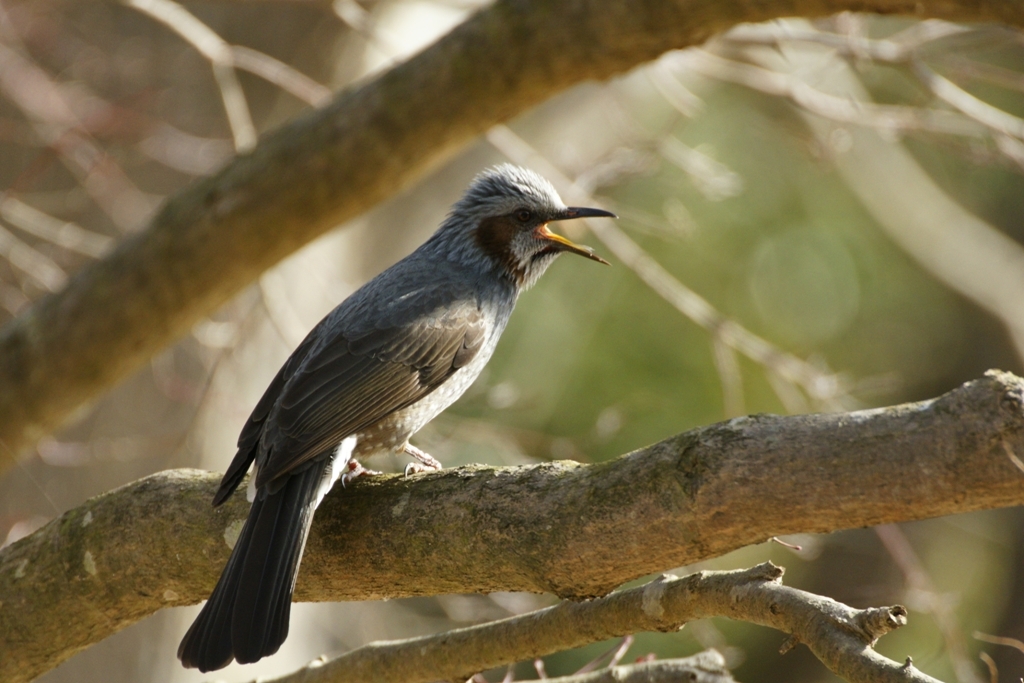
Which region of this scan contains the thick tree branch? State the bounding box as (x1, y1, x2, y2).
(1, 0, 1023, 473)
(257, 565, 924, 683)
(3, 371, 1024, 682)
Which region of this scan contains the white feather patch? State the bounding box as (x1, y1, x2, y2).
(316, 435, 357, 509)
(246, 463, 258, 503)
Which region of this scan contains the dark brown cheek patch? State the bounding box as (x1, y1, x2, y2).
(475, 216, 526, 284)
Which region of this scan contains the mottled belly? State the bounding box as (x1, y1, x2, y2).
(352, 332, 499, 458)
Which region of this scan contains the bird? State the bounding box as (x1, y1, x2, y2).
(177, 164, 615, 672)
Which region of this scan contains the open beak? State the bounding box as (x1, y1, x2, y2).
(539, 206, 616, 265)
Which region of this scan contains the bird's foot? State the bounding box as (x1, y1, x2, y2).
(403, 462, 435, 477)
(403, 444, 442, 478)
(341, 459, 381, 488)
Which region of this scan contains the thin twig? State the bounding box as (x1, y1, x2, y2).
(535, 658, 550, 680)
(936, 54, 1024, 96)
(913, 59, 1024, 141)
(124, 0, 258, 153)
(711, 335, 745, 417)
(231, 45, 332, 106)
(979, 651, 998, 683)
(722, 19, 969, 61)
(332, 0, 406, 64)
(0, 222, 67, 291)
(575, 636, 635, 674)
(974, 631, 1024, 655)
(717, 22, 1024, 145)
(675, 49, 985, 139)
(646, 60, 705, 117)
(137, 123, 233, 175)
(658, 136, 744, 201)
(0, 196, 113, 258)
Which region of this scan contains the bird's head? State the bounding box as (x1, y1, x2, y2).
(437, 164, 614, 289)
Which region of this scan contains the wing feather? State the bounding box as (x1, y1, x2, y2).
(252, 298, 486, 489)
(214, 330, 321, 505)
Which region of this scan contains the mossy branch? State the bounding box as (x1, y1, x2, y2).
(3, 371, 1024, 682)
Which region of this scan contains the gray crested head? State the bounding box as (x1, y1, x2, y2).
(425, 164, 614, 290)
(455, 164, 564, 223)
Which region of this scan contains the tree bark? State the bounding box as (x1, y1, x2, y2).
(3, 371, 1024, 682)
(1, 0, 1023, 473)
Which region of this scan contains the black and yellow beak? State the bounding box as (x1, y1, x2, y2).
(538, 207, 616, 265)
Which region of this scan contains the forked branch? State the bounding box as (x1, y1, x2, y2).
(257, 565, 928, 683)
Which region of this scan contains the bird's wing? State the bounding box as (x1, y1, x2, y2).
(214, 330, 321, 505)
(252, 297, 486, 490)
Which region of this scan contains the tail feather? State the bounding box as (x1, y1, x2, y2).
(268, 501, 315, 651)
(178, 461, 325, 672)
(177, 498, 260, 671)
(232, 465, 320, 663)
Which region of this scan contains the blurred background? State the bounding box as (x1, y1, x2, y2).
(0, 1, 1023, 681)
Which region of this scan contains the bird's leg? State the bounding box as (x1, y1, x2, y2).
(340, 459, 382, 488)
(403, 444, 443, 477)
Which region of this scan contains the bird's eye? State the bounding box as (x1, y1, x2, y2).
(515, 209, 532, 223)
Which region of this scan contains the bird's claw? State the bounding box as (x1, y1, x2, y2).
(341, 459, 381, 488)
(403, 462, 442, 478)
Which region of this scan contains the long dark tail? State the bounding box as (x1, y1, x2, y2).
(178, 461, 325, 672)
